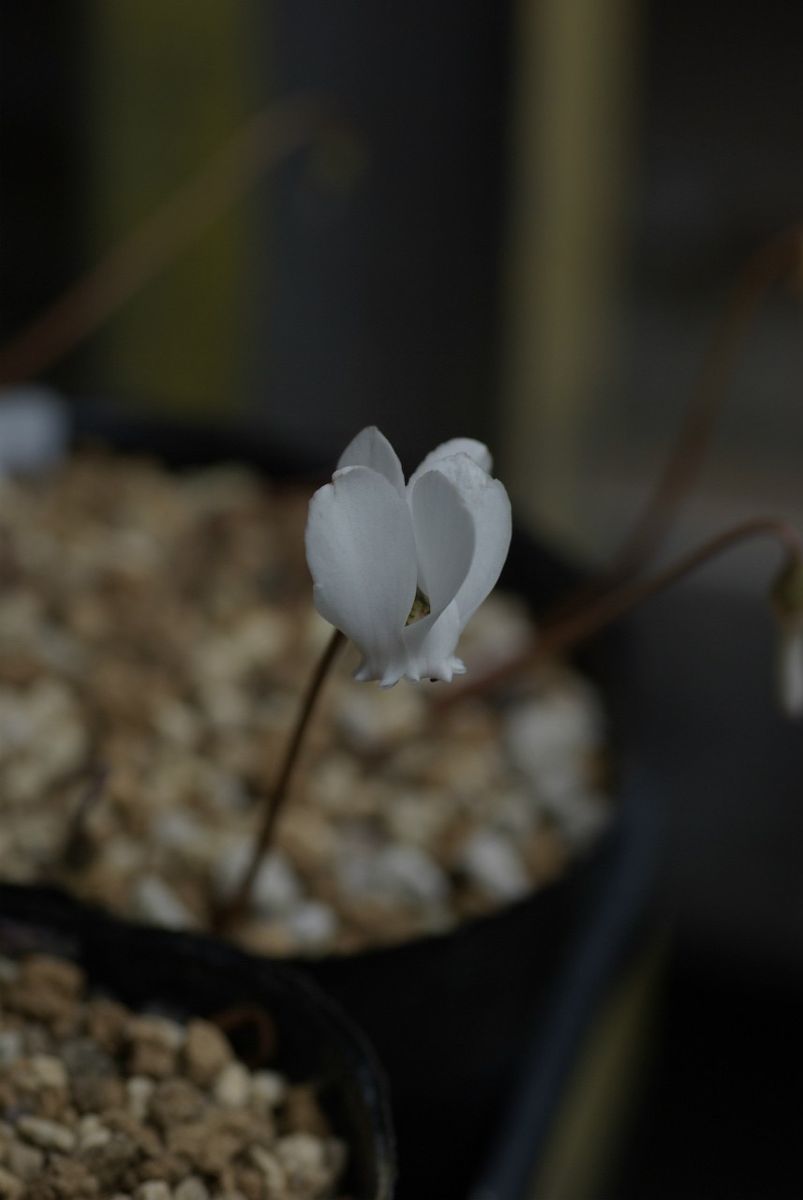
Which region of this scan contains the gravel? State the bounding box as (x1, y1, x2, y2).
(0, 953, 347, 1199)
(0, 456, 611, 954)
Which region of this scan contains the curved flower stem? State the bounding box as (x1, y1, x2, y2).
(214, 627, 345, 933)
(552, 227, 803, 624)
(610, 228, 803, 579)
(442, 517, 803, 705)
(0, 94, 329, 386)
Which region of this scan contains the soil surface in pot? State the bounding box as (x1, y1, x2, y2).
(0, 952, 348, 1199)
(0, 455, 611, 954)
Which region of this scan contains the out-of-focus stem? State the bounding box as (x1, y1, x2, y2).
(606, 227, 803, 583)
(0, 95, 329, 386)
(443, 516, 803, 705)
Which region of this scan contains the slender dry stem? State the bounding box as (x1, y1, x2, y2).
(0, 94, 330, 385)
(214, 627, 345, 933)
(442, 516, 803, 705)
(591, 227, 803, 593)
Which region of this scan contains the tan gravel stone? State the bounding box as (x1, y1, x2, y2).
(183, 1021, 232, 1087)
(135, 1184, 171, 1200)
(0, 1167, 23, 1200)
(173, 1178, 209, 1200)
(212, 1063, 251, 1110)
(7, 1140, 45, 1182)
(16, 1116, 76, 1153)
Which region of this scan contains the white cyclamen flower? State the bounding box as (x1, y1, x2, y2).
(777, 625, 803, 718)
(305, 426, 512, 686)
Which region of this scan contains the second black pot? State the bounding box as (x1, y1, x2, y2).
(0, 884, 396, 1200)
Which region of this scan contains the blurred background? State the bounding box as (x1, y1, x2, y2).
(1, 2, 802, 1196)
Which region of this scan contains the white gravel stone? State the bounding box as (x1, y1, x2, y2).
(126, 1076, 155, 1120)
(284, 901, 338, 949)
(460, 830, 531, 902)
(174, 1178, 209, 1200)
(337, 844, 448, 909)
(136, 1184, 171, 1200)
(151, 811, 212, 862)
(248, 1145, 286, 1189)
(336, 684, 425, 753)
(276, 1133, 331, 1195)
(505, 685, 604, 780)
(250, 1070, 287, 1112)
(128, 1014, 185, 1051)
(375, 845, 449, 906)
(212, 1061, 251, 1109)
(212, 842, 302, 916)
(0, 1031, 23, 1066)
(78, 1115, 111, 1147)
(132, 875, 198, 930)
(29, 1054, 67, 1090)
(542, 784, 610, 846)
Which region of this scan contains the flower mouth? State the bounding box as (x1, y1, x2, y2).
(405, 587, 431, 626)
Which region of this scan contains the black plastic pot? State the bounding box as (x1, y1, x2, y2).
(278, 531, 659, 1200)
(0, 884, 396, 1200)
(55, 406, 660, 1198)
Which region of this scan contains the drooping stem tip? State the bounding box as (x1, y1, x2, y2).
(443, 516, 803, 704)
(552, 226, 803, 626)
(609, 228, 803, 582)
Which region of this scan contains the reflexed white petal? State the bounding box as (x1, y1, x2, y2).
(305, 466, 417, 683)
(408, 468, 475, 613)
(408, 436, 493, 487)
(337, 426, 406, 498)
(402, 599, 466, 682)
(424, 453, 512, 628)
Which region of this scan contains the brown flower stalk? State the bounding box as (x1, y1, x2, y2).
(214, 628, 345, 933)
(442, 517, 803, 706)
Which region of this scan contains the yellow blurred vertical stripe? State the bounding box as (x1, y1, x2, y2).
(500, 0, 637, 553)
(86, 0, 253, 414)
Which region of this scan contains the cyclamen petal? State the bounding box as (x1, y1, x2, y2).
(402, 600, 466, 683)
(421, 453, 512, 627)
(408, 468, 475, 614)
(305, 427, 511, 685)
(337, 425, 406, 498)
(305, 466, 417, 684)
(408, 437, 493, 488)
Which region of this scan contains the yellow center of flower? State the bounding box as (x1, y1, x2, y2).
(406, 588, 431, 625)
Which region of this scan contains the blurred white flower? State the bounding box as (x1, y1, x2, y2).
(771, 557, 803, 718)
(776, 626, 803, 718)
(305, 426, 512, 686)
